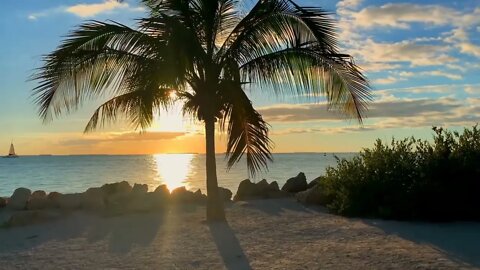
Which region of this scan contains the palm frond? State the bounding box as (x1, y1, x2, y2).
(31, 20, 160, 122)
(85, 87, 172, 132)
(240, 46, 371, 121)
(218, 0, 337, 64)
(219, 80, 273, 176)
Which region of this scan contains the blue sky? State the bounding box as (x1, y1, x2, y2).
(0, 0, 479, 154)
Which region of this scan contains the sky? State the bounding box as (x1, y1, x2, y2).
(0, 0, 479, 155)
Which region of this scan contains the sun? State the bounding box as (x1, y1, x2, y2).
(169, 91, 177, 99)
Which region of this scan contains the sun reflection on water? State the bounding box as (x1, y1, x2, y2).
(153, 154, 194, 191)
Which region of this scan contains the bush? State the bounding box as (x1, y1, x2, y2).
(319, 126, 480, 221)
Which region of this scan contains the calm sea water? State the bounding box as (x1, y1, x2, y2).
(0, 153, 355, 197)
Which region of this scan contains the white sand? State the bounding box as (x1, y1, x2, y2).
(0, 198, 479, 269)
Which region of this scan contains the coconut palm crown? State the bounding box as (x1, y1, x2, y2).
(32, 0, 371, 221)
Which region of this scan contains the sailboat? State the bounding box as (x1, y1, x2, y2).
(3, 143, 18, 158)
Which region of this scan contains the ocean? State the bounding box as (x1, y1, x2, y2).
(0, 153, 355, 197)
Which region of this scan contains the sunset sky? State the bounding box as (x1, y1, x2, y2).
(0, 0, 479, 155)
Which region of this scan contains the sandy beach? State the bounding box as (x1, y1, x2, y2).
(0, 198, 479, 270)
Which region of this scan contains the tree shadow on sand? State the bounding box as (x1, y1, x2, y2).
(0, 211, 165, 255)
(208, 221, 252, 270)
(364, 219, 480, 267)
(237, 198, 325, 216)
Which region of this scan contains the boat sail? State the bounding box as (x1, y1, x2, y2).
(4, 143, 18, 158)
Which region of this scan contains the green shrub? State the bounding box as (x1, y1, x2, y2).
(319, 126, 480, 221)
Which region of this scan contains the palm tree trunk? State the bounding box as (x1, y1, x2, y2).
(205, 117, 226, 221)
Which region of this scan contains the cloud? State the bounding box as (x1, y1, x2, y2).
(66, 0, 129, 17)
(259, 98, 462, 123)
(261, 96, 480, 135)
(271, 126, 375, 135)
(351, 39, 457, 67)
(421, 71, 462, 80)
(28, 0, 144, 20)
(459, 42, 480, 57)
(351, 4, 459, 29)
(373, 76, 399, 85)
(61, 131, 186, 146)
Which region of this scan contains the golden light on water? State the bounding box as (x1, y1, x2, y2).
(153, 154, 194, 191)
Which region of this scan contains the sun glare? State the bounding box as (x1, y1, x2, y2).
(153, 154, 194, 191)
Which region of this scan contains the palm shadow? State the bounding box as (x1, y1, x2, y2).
(208, 221, 252, 270)
(364, 219, 480, 267)
(0, 210, 164, 255)
(238, 198, 325, 216)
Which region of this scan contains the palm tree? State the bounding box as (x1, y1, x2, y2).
(32, 0, 371, 221)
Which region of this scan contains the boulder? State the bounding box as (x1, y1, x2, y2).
(6, 210, 61, 227)
(296, 185, 327, 205)
(281, 173, 308, 193)
(31, 190, 47, 199)
(8, 188, 31, 210)
(105, 192, 132, 214)
(0, 197, 7, 208)
(269, 181, 280, 191)
(154, 185, 170, 196)
(234, 179, 259, 200)
(193, 189, 207, 204)
(132, 183, 148, 194)
(47, 192, 63, 208)
(26, 197, 50, 210)
(82, 189, 106, 212)
(58, 193, 83, 211)
(234, 179, 290, 201)
(171, 186, 193, 203)
(146, 192, 170, 210)
(101, 181, 132, 196)
(218, 187, 233, 201)
(85, 187, 104, 197)
(307, 176, 325, 189)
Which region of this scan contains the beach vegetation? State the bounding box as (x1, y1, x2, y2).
(319, 126, 480, 221)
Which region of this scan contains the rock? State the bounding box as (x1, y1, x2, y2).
(101, 181, 132, 196)
(132, 183, 148, 194)
(234, 179, 259, 200)
(269, 181, 280, 191)
(234, 179, 290, 201)
(86, 187, 104, 197)
(154, 185, 170, 196)
(27, 197, 50, 210)
(8, 188, 31, 210)
(105, 192, 132, 214)
(218, 187, 233, 201)
(281, 173, 308, 193)
(296, 185, 327, 205)
(6, 210, 61, 227)
(82, 189, 106, 212)
(58, 193, 83, 211)
(47, 192, 63, 208)
(307, 176, 325, 189)
(171, 186, 190, 202)
(0, 197, 7, 208)
(193, 189, 207, 204)
(31, 190, 47, 199)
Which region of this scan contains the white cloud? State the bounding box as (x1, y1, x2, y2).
(422, 71, 462, 80)
(66, 0, 129, 17)
(27, 0, 144, 20)
(373, 76, 399, 85)
(459, 42, 480, 57)
(351, 39, 456, 67)
(351, 3, 459, 29)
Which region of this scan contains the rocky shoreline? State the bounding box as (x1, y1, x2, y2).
(0, 172, 322, 227)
